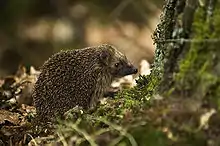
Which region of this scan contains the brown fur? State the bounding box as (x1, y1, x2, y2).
(32, 44, 137, 121)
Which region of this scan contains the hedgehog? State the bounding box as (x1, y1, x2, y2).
(32, 44, 138, 121)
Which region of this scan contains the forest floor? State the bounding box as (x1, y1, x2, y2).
(0, 66, 220, 146)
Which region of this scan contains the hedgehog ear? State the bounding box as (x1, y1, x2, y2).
(99, 50, 110, 65)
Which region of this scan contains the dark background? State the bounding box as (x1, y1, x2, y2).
(0, 0, 163, 76)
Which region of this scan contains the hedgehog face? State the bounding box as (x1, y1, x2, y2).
(110, 58, 138, 78)
(99, 44, 138, 78)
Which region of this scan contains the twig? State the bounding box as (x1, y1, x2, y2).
(57, 132, 68, 146)
(155, 38, 220, 43)
(69, 119, 98, 146)
(26, 133, 38, 146)
(91, 117, 138, 146)
(109, 0, 133, 18)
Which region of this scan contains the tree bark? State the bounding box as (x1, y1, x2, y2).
(137, 1, 220, 144)
(143, 0, 220, 107)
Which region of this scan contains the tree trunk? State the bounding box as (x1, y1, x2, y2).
(143, 0, 220, 107)
(136, 0, 220, 144)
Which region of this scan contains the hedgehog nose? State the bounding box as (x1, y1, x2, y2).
(127, 63, 138, 74)
(127, 64, 138, 74)
(131, 67, 138, 74)
(133, 68, 138, 74)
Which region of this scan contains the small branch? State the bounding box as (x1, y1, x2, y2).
(69, 119, 98, 146)
(109, 0, 133, 18)
(91, 117, 138, 146)
(155, 38, 220, 43)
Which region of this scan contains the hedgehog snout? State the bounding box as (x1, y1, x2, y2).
(126, 64, 138, 75)
(117, 64, 138, 77)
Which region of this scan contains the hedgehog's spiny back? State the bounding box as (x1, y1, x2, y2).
(33, 46, 114, 121)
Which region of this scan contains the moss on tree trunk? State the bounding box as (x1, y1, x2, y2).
(141, 0, 220, 106)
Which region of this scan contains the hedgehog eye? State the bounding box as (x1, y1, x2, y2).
(115, 63, 119, 67)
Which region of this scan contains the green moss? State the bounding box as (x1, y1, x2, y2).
(129, 0, 178, 100)
(174, 4, 220, 101)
